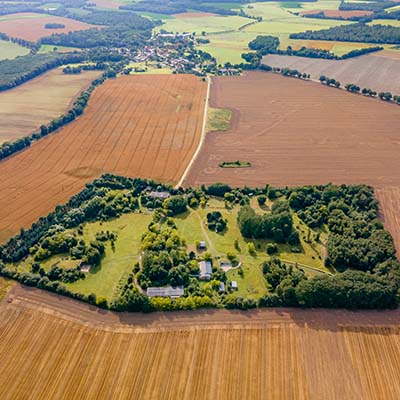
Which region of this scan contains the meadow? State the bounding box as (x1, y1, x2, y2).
(0, 39, 29, 60)
(156, 1, 376, 64)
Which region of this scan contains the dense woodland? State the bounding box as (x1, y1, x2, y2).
(291, 23, 400, 44)
(0, 175, 399, 311)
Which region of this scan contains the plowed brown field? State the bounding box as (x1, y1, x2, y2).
(185, 72, 400, 188)
(0, 13, 97, 41)
(0, 68, 101, 144)
(0, 74, 207, 242)
(2, 285, 400, 400)
(376, 187, 400, 257)
(263, 52, 400, 95)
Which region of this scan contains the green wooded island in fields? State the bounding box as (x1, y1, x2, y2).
(1, 174, 399, 311)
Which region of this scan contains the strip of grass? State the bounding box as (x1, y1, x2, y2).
(206, 107, 232, 132)
(0, 277, 14, 302)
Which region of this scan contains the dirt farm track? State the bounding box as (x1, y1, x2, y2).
(2, 285, 400, 400)
(0, 74, 207, 242)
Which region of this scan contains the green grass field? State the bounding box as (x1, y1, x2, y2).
(67, 213, 153, 301)
(126, 62, 173, 74)
(157, 15, 250, 35)
(38, 44, 82, 53)
(0, 40, 29, 60)
(369, 19, 400, 28)
(206, 107, 232, 132)
(158, 1, 378, 64)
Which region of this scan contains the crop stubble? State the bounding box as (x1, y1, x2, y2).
(2, 287, 400, 400)
(0, 68, 101, 144)
(0, 74, 206, 242)
(263, 52, 400, 95)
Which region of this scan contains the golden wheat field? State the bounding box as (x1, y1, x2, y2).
(1, 286, 400, 400)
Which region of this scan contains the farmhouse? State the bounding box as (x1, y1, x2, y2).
(146, 286, 184, 298)
(199, 260, 212, 280)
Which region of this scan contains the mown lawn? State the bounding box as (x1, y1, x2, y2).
(67, 212, 153, 301)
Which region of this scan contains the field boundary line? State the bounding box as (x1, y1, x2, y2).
(175, 76, 210, 188)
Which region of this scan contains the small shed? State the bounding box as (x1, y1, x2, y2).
(146, 286, 184, 298)
(198, 241, 207, 251)
(219, 282, 225, 293)
(199, 261, 212, 280)
(231, 281, 238, 291)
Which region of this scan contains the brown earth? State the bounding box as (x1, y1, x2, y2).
(263, 52, 400, 95)
(185, 71, 400, 189)
(300, 9, 373, 19)
(376, 187, 400, 258)
(0, 68, 101, 144)
(0, 74, 207, 242)
(1, 284, 400, 399)
(0, 13, 97, 41)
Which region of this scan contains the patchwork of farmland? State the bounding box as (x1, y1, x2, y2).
(185, 71, 400, 189)
(1, 286, 400, 399)
(263, 51, 400, 95)
(0, 13, 97, 41)
(0, 74, 207, 242)
(0, 68, 101, 144)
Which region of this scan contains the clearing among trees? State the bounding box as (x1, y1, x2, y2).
(2, 288, 400, 399)
(185, 71, 400, 189)
(263, 51, 400, 95)
(0, 13, 97, 41)
(0, 68, 101, 144)
(0, 74, 207, 242)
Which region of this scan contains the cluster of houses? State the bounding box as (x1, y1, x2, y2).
(145, 240, 238, 298)
(132, 37, 196, 73)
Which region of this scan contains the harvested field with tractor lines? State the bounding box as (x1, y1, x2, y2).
(2, 286, 400, 399)
(0, 74, 207, 242)
(185, 72, 400, 189)
(263, 51, 400, 95)
(0, 13, 97, 41)
(0, 68, 101, 144)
